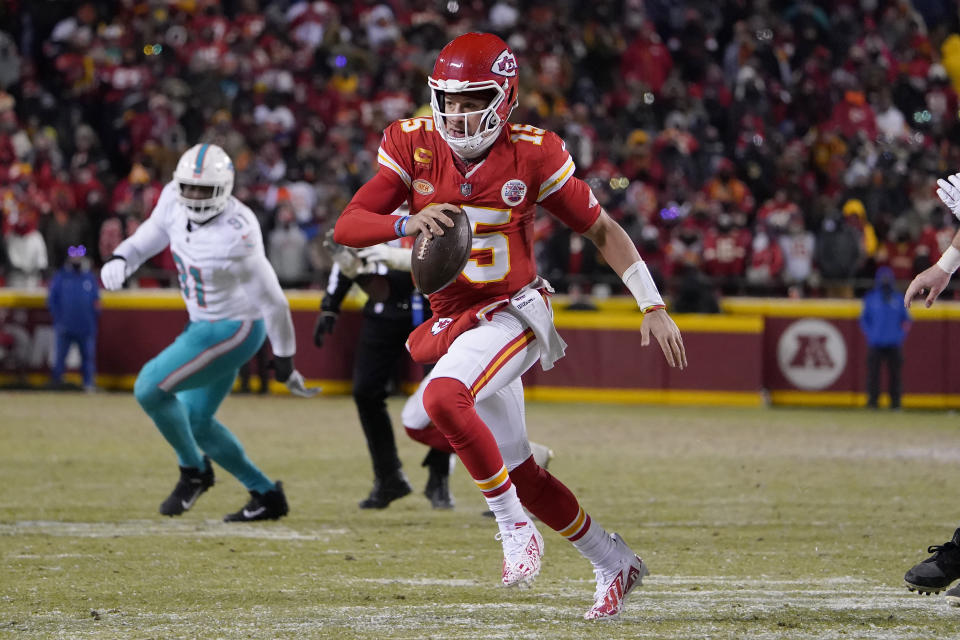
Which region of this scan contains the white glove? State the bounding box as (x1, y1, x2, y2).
(936, 173, 960, 221)
(100, 257, 128, 290)
(285, 369, 320, 398)
(332, 248, 363, 279)
(357, 245, 413, 272)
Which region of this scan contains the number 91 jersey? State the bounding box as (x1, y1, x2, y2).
(153, 183, 266, 322)
(377, 117, 601, 316)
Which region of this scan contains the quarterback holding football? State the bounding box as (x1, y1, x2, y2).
(334, 32, 686, 619)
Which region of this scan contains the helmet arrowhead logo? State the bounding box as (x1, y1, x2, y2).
(491, 50, 517, 77)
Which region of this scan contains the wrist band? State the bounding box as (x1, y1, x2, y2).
(937, 246, 960, 274)
(394, 215, 410, 237)
(622, 260, 665, 310)
(642, 304, 666, 315)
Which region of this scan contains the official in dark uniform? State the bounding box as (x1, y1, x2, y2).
(315, 234, 455, 509)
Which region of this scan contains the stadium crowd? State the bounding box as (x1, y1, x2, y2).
(0, 0, 959, 303)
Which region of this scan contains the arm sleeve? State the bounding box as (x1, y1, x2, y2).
(332, 169, 410, 247)
(532, 131, 601, 233)
(235, 252, 297, 357)
(540, 175, 603, 234)
(321, 263, 354, 312)
(112, 205, 171, 274)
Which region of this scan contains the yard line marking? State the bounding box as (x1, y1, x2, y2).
(1, 520, 349, 540)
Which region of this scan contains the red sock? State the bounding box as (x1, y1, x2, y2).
(509, 456, 585, 536)
(422, 377, 506, 485)
(404, 423, 455, 454)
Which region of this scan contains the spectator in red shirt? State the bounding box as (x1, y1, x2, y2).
(745, 227, 784, 294)
(620, 22, 673, 94)
(877, 224, 920, 282)
(702, 213, 751, 293)
(826, 90, 878, 142)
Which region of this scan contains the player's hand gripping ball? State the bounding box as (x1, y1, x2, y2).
(411, 206, 473, 295)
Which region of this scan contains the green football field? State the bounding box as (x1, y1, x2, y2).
(3, 391, 960, 639)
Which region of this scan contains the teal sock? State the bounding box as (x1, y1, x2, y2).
(194, 418, 274, 494)
(135, 387, 205, 470)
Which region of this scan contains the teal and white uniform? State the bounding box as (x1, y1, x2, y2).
(113, 181, 296, 493)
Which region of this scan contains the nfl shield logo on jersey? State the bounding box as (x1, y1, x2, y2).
(460, 183, 472, 197)
(501, 180, 527, 206)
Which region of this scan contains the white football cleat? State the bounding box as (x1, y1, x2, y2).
(495, 520, 544, 588)
(584, 533, 648, 621)
(529, 441, 554, 469)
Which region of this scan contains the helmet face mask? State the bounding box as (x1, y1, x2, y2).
(173, 143, 234, 224)
(429, 87, 505, 157)
(428, 33, 518, 159)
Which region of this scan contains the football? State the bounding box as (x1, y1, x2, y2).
(411, 206, 473, 295)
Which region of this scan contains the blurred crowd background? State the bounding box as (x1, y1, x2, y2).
(1, 0, 959, 309)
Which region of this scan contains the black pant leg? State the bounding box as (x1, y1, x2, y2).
(887, 346, 903, 409)
(255, 341, 271, 390)
(866, 347, 881, 408)
(352, 316, 412, 479)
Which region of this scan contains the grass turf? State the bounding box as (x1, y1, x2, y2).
(2, 391, 959, 639)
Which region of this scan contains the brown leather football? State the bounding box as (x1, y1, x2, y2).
(411, 206, 473, 295)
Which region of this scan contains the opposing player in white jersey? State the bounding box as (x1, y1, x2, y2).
(100, 143, 316, 522)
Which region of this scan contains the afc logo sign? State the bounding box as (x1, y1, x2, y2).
(776, 319, 847, 390)
(501, 179, 527, 206)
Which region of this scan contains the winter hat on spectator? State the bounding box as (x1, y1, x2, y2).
(844, 90, 865, 106)
(627, 129, 649, 147)
(128, 164, 150, 185)
(842, 198, 866, 218)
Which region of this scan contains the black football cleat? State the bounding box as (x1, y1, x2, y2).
(905, 528, 960, 594)
(424, 468, 455, 509)
(159, 456, 215, 516)
(358, 470, 413, 509)
(223, 481, 289, 522)
(422, 449, 454, 509)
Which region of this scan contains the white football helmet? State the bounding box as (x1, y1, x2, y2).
(173, 143, 235, 224)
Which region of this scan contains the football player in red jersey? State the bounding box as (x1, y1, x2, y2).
(334, 32, 686, 620)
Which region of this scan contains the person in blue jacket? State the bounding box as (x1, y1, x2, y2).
(859, 266, 911, 409)
(48, 245, 101, 391)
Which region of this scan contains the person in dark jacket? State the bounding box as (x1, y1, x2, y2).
(47, 245, 100, 391)
(859, 266, 911, 409)
(816, 212, 863, 297)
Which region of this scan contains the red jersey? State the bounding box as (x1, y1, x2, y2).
(335, 118, 601, 317)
